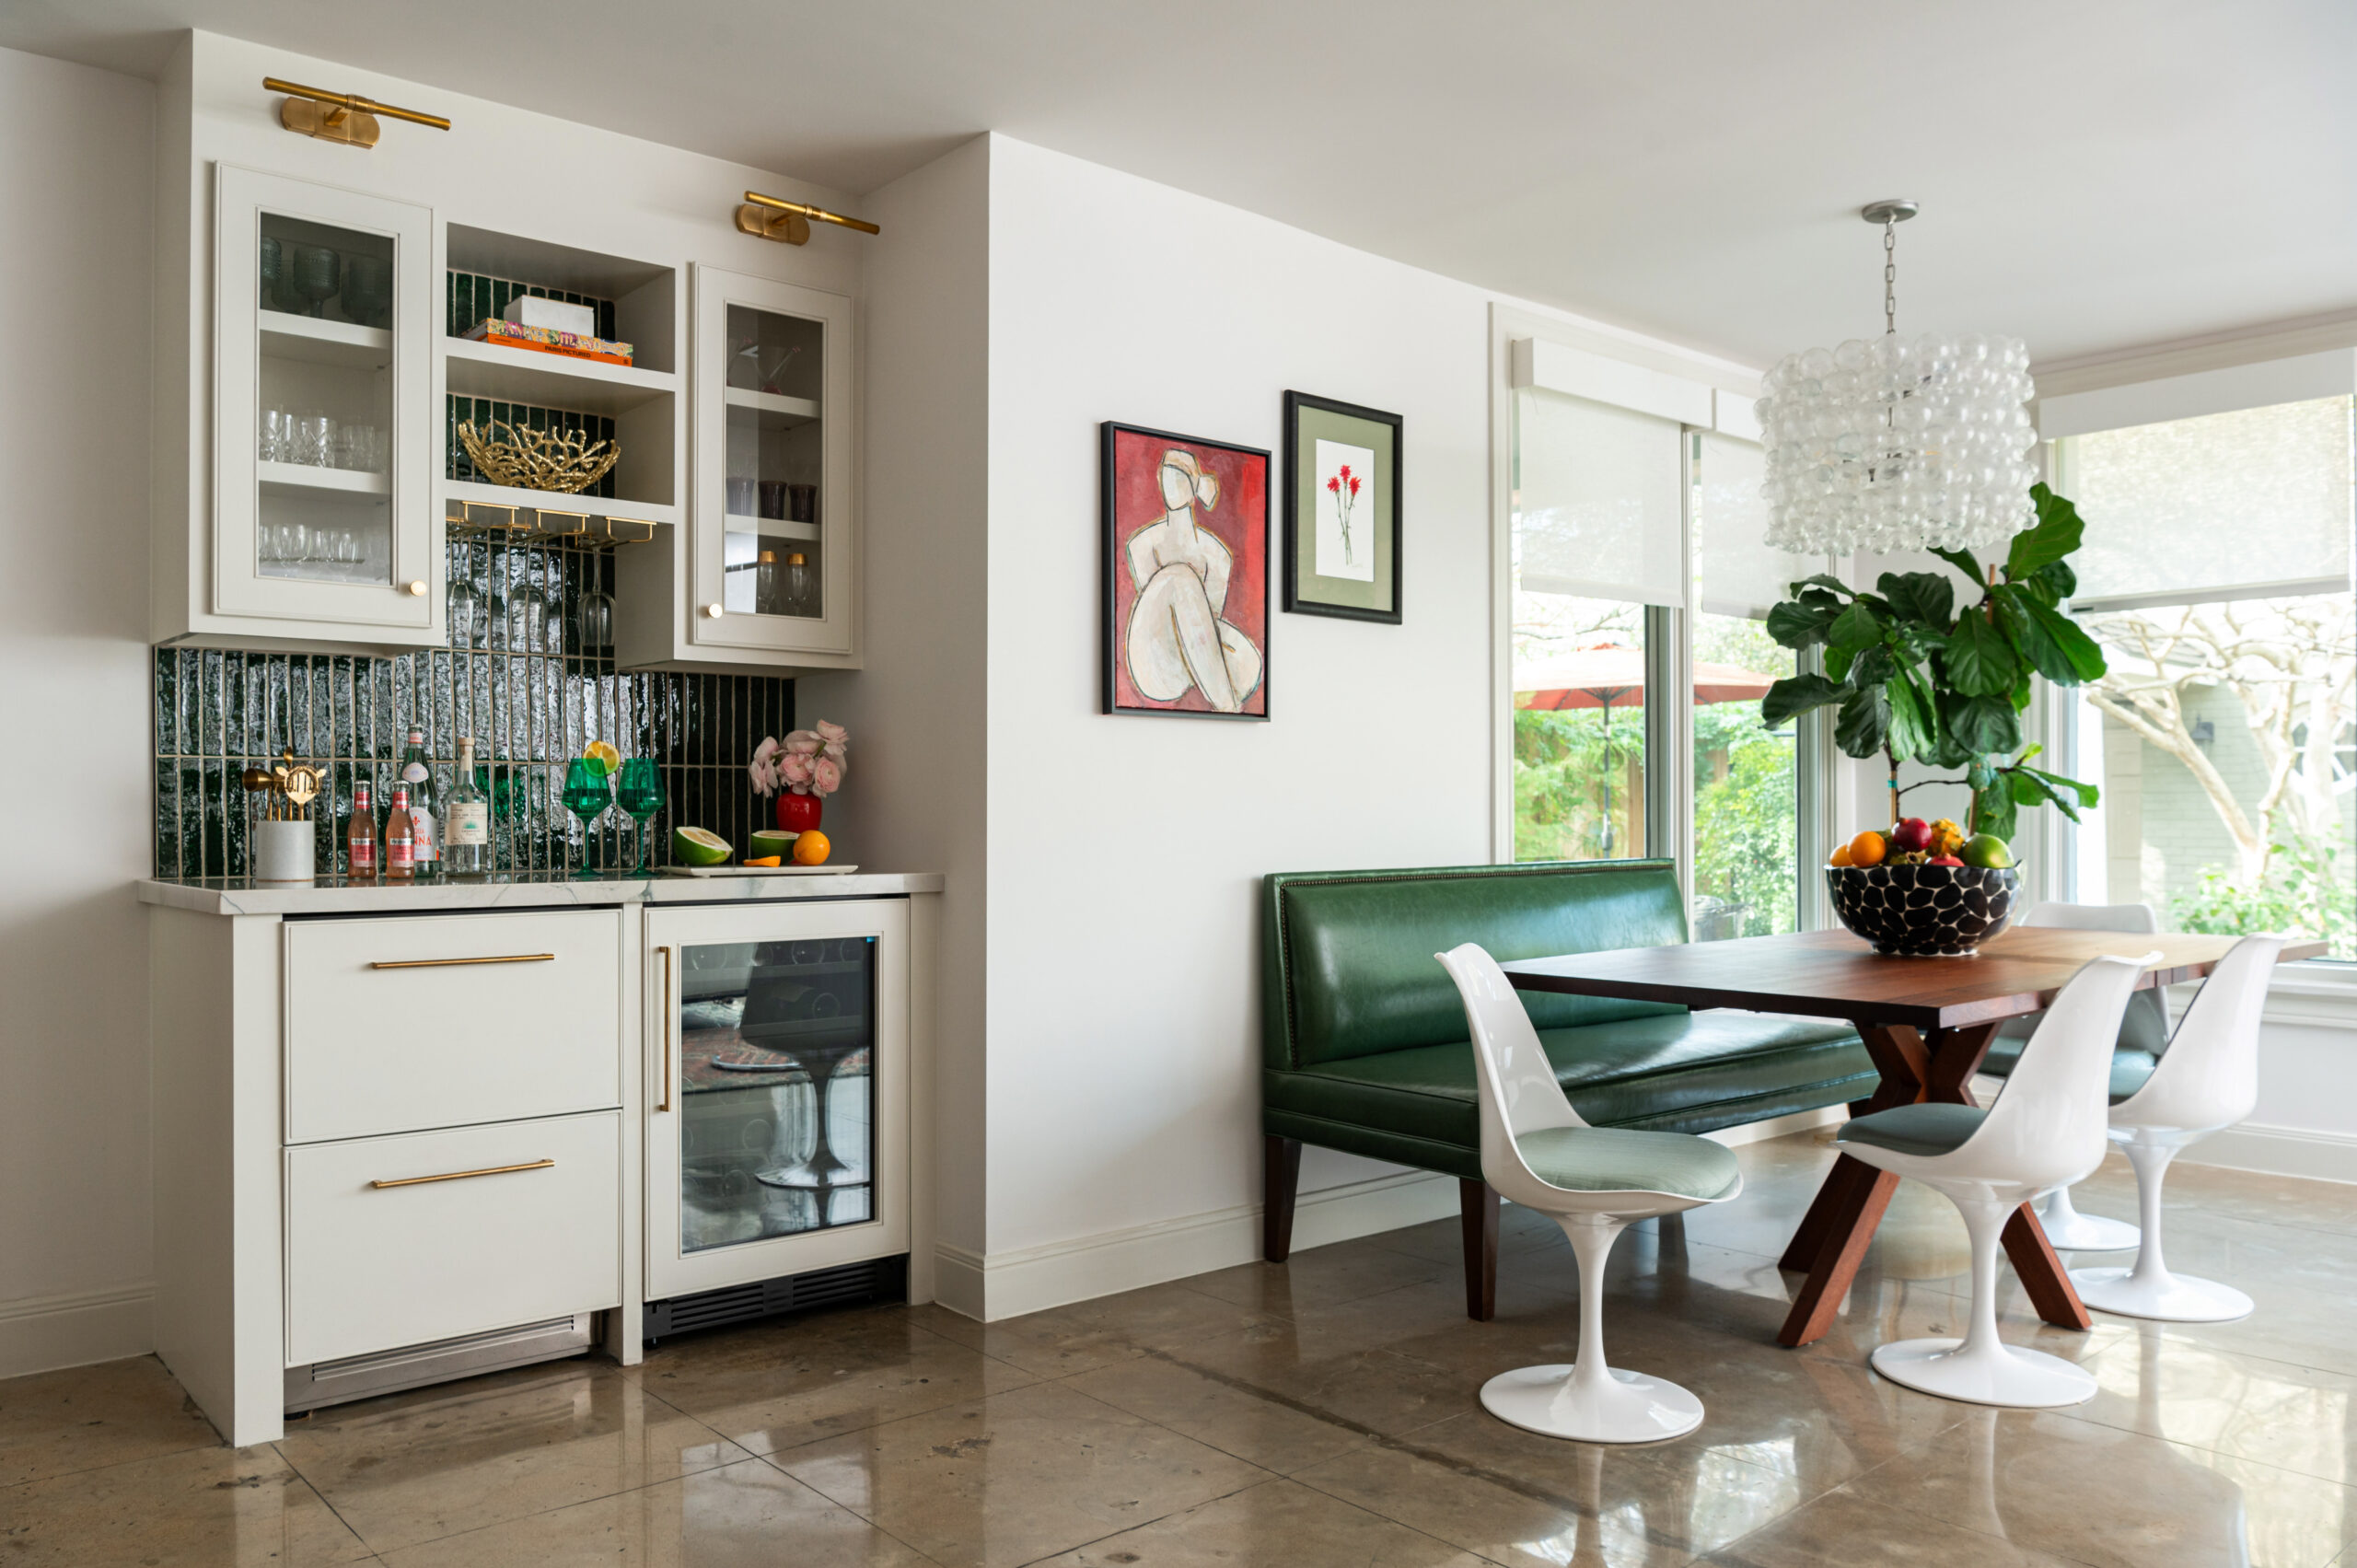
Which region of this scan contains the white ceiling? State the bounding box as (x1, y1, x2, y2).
(7, 0, 2354, 368)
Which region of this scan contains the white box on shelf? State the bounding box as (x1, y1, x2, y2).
(505, 296, 598, 336)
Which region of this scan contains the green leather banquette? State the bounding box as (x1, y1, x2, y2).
(1260, 860, 1877, 1318)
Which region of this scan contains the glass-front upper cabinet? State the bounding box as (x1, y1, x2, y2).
(215, 166, 435, 632)
(645, 900, 909, 1300)
(689, 265, 855, 662)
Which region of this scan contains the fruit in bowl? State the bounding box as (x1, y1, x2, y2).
(1826, 825, 2018, 956)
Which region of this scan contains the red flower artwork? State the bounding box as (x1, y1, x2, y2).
(1327, 463, 1363, 564)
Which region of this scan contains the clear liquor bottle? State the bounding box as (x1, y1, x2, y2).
(445, 737, 491, 877)
(398, 727, 439, 874)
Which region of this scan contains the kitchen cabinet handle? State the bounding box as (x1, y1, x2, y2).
(367, 953, 556, 970)
(369, 1158, 554, 1190)
(657, 947, 673, 1113)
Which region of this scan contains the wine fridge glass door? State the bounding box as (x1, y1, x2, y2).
(646, 900, 910, 1300)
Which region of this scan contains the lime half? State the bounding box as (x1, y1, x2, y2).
(749, 829, 798, 860)
(672, 826, 731, 866)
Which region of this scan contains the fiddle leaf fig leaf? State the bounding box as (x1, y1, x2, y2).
(1944, 612, 2020, 698)
(2005, 483, 2085, 579)
(1828, 601, 1883, 657)
(1952, 692, 2022, 755)
(1886, 664, 1933, 761)
(1929, 546, 1984, 585)
(2017, 593, 2107, 682)
(1878, 571, 1956, 631)
(1834, 682, 1890, 759)
(1759, 672, 1847, 728)
(1765, 598, 1835, 649)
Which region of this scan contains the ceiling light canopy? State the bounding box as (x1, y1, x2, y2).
(1757, 201, 2037, 559)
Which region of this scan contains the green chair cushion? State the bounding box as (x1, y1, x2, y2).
(1265, 862, 1689, 1069)
(1263, 1010, 1873, 1152)
(1980, 1038, 2159, 1102)
(1839, 1102, 1989, 1157)
(1517, 1126, 1742, 1201)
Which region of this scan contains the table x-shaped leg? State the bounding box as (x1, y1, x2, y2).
(1776, 1018, 2089, 1346)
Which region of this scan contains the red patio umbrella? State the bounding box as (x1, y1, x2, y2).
(1513, 645, 1778, 710)
(1511, 643, 1779, 856)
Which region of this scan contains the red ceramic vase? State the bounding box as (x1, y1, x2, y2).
(776, 790, 823, 834)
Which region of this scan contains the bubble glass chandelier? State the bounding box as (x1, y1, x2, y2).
(1757, 201, 2038, 557)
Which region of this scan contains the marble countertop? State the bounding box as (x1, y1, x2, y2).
(137, 868, 944, 916)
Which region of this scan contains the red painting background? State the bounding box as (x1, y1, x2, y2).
(1107, 428, 1269, 715)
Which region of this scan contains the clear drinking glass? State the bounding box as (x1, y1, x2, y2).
(294, 411, 335, 467)
(258, 406, 289, 462)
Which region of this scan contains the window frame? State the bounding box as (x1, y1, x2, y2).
(1490, 305, 1833, 931)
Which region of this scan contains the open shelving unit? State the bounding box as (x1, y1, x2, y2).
(446, 336, 676, 417)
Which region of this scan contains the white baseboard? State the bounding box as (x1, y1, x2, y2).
(2179, 1122, 2357, 1185)
(0, 1283, 154, 1380)
(928, 1108, 1851, 1324)
(932, 1166, 1460, 1323)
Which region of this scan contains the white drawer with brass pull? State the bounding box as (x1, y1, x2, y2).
(284, 911, 621, 1143)
(284, 1110, 621, 1366)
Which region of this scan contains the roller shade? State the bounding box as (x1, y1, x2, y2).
(2061, 392, 2353, 608)
(1513, 386, 1685, 609)
(1692, 430, 1819, 620)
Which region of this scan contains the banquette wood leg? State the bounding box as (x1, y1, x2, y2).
(1461, 1179, 1499, 1321)
(1262, 1134, 1302, 1262)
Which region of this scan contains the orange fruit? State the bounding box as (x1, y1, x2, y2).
(1829, 842, 1854, 867)
(742, 855, 782, 867)
(1847, 830, 1887, 867)
(791, 829, 831, 866)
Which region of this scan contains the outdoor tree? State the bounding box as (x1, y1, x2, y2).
(2084, 597, 2355, 884)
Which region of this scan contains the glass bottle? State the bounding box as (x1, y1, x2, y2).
(398, 727, 439, 874)
(346, 780, 377, 880)
(385, 785, 415, 879)
(445, 738, 491, 877)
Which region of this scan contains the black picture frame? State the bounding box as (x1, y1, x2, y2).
(1099, 421, 1273, 721)
(1282, 390, 1403, 624)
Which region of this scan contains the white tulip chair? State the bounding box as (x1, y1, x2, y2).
(1978, 901, 2167, 1253)
(1835, 951, 2154, 1408)
(1436, 943, 1744, 1443)
(2073, 935, 2284, 1322)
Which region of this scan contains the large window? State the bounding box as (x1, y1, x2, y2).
(1507, 363, 1817, 937)
(2053, 391, 2356, 957)
(1508, 385, 1680, 865)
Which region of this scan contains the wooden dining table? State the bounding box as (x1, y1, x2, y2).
(1503, 926, 2322, 1347)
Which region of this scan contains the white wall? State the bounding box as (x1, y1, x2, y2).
(800, 135, 993, 1277)
(0, 46, 158, 1376)
(971, 136, 1747, 1314)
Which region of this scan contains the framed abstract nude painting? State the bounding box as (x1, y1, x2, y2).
(1282, 391, 1402, 623)
(1100, 423, 1271, 720)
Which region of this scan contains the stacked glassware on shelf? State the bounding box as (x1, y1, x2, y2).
(259, 234, 392, 325)
(259, 407, 386, 472)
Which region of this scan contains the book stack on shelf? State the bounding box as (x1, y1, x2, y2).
(463, 295, 635, 367)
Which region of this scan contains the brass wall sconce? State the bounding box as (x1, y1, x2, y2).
(735, 190, 880, 246)
(265, 76, 451, 148)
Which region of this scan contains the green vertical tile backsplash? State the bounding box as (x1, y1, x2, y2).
(151, 534, 794, 880)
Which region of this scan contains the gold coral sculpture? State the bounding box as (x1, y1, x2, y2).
(458, 420, 621, 494)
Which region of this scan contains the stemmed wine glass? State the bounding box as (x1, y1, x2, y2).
(616, 759, 665, 877)
(290, 244, 342, 319)
(560, 758, 612, 878)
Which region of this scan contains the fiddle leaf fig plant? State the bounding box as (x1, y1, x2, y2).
(1760, 482, 2107, 842)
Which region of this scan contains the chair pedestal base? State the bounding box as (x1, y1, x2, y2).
(1479, 1364, 1703, 1444)
(1870, 1337, 2097, 1408)
(2038, 1188, 2141, 1252)
(2071, 1266, 2253, 1322)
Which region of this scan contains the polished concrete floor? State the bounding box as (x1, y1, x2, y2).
(6, 1132, 2356, 1566)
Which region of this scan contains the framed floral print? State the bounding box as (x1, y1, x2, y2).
(1282, 391, 1402, 623)
(1100, 422, 1271, 720)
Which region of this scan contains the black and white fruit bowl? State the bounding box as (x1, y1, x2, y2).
(1827, 863, 2021, 957)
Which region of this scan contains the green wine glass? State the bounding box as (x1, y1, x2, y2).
(560, 757, 612, 878)
(615, 758, 665, 877)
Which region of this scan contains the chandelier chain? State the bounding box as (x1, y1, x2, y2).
(1883, 218, 1898, 336)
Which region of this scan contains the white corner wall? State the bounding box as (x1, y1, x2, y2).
(0, 46, 158, 1376)
(970, 136, 1562, 1316)
(802, 135, 993, 1310)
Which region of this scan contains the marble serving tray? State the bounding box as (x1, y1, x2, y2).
(660, 864, 861, 877)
